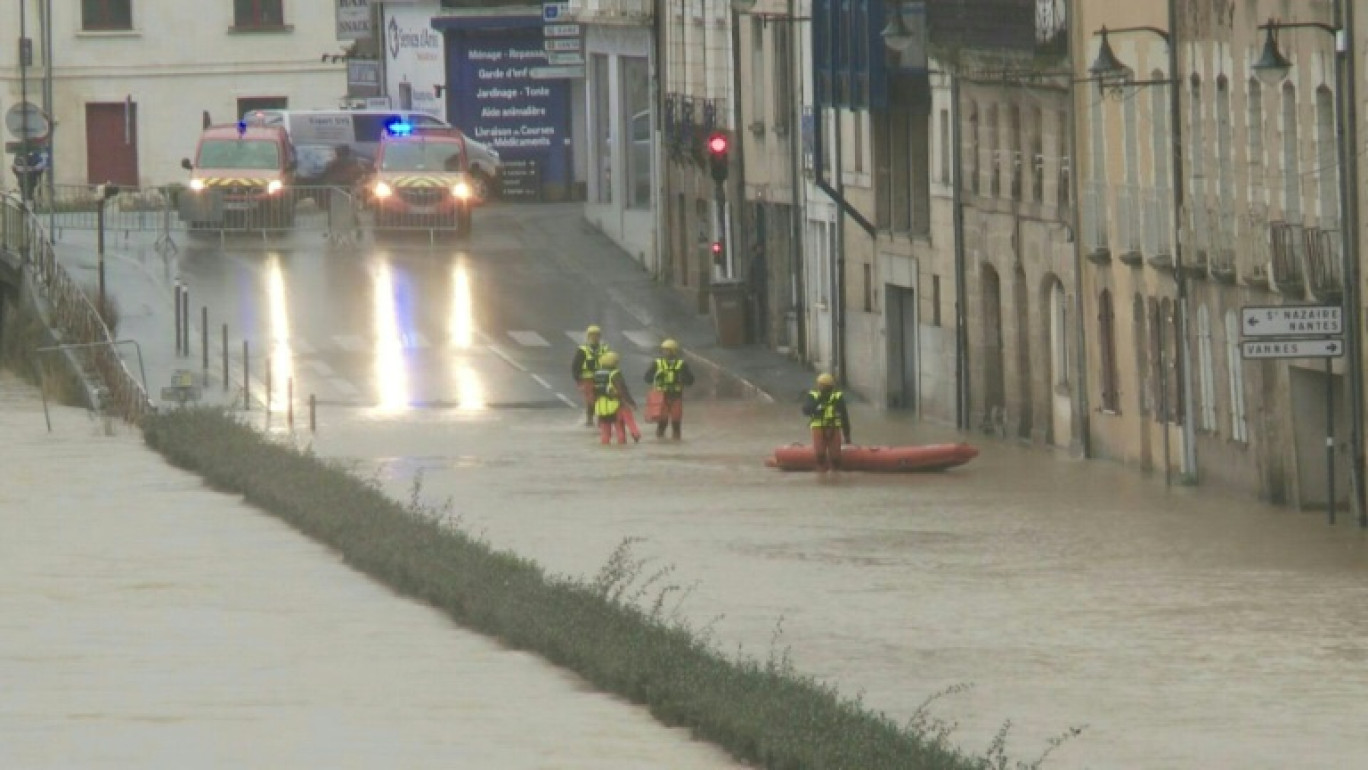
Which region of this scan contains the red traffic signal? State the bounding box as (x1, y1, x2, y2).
(706, 132, 730, 183)
(711, 241, 724, 264)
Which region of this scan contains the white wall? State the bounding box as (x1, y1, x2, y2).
(0, 0, 343, 187)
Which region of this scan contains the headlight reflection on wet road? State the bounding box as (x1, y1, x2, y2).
(265, 255, 293, 413)
(450, 260, 486, 411)
(372, 259, 410, 411)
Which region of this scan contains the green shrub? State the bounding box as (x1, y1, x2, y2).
(142, 408, 1075, 769)
(0, 299, 86, 406)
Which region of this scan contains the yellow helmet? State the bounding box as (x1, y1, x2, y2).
(660, 339, 680, 352)
(586, 324, 602, 336)
(601, 351, 620, 368)
(816, 373, 836, 388)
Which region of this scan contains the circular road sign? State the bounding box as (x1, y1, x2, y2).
(5, 102, 51, 140)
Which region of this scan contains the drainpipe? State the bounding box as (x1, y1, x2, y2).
(650, 0, 665, 279)
(787, 0, 807, 357)
(1166, 0, 1198, 481)
(949, 70, 970, 430)
(1067, 77, 1091, 456)
(728, 4, 747, 283)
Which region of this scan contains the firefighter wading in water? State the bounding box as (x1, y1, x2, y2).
(643, 339, 695, 439)
(593, 351, 638, 445)
(802, 373, 851, 471)
(571, 325, 611, 427)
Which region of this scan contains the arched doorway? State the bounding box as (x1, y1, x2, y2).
(980, 265, 1005, 432)
(1043, 275, 1072, 447)
(1014, 264, 1033, 439)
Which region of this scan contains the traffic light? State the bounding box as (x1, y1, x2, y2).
(706, 132, 729, 184)
(711, 240, 724, 265)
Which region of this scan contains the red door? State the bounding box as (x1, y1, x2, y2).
(85, 102, 140, 187)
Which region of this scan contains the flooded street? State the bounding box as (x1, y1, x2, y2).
(0, 379, 742, 770)
(308, 399, 1368, 768)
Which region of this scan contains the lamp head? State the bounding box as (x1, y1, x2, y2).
(1252, 24, 1293, 86)
(1088, 28, 1129, 79)
(730, 0, 757, 11)
(881, 4, 916, 53)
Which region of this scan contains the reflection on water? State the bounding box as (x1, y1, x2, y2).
(371, 258, 410, 411)
(265, 255, 293, 413)
(311, 402, 1368, 769)
(450, 260, 485, 411)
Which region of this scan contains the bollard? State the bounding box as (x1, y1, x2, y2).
(201, 307, 209, 383)
(309, 394, 316, 433)
(265, 354, 272, 416)
(243, 339, 250, 411)
(222, 324, 229, 392)
(174, 282, 183, 356)
(288, 378, 294, 429)
(181, 286, 190, 357)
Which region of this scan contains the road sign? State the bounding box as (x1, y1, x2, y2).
(1240, 304, 1342, 337)
(530, 65, 586, 79)
(5, 102, 51, 140)
(1240, 338, 1345, 360)
(544, 37, 582, 52)
(544, 23, 581, 37)
(542, 2, 569, 21)
(547, 52, 586, 65)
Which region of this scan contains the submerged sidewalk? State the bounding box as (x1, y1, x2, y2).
(0, 373, 741, 769)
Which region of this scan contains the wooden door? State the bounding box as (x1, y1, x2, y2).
(85, 102, 139, 186)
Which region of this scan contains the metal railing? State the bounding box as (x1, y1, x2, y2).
(1269, 221, 1307, 291)
(567, 0, 653, 21)
(1143, 186, 1172, 258)
(0, 192, 153, 423)
(1115, 183, 1143, 256)
(1303, 226, 1343, 298)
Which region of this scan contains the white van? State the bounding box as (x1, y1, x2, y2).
(243, 109, 502, 197)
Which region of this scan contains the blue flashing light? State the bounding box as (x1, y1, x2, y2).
(236, 120, 247, 137)
(385, 119, 413, 137)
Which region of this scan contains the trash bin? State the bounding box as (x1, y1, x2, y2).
(710, 281, 748, 348)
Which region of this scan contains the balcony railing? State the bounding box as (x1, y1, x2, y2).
(566, 0, 653, 23)
(1115, 184, 1143, 264)
(1143, 186, 1172, 266)
(1082, 180, 1110, 261)
(1269, 221, 1306, 293)
(1303, 227, 1344, 299)
(1206, 206, 1236, 282)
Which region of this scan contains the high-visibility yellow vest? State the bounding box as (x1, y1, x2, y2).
(808, 390, 845, 428)
(652, 358, 685, 394)
(594, 368, 621, 417)
(579, 343, 610, 380)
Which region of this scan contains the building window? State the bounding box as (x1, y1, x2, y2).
(751, 19, 766, 126)
(987, 103, 1000, 196)
(1188, 75, 1205, 204)
(1316, 86, 1338, 228)
(1197, 304, 1216, 433)
(83, 0, 132, 30)
(862, 263, 873, 312)
(1247, 78, 1264, 193)
(234, 0, 284, 28)
(967, 102, 980, 195)
(1030, 107, 1043, 203)
(773, 24, 792, 134)
(1148, 298, 1165, 421)
(853, 110, 865, 174)
(1133, 294, 1151, 415)
(592, 54, 612, 204)
(889, 109, 911, 231)
(909, 104, 930, 234)
(1216, 77, 1233, 206)
(1149, 70, 1171, 256)
(1282, 82, 1300, 221)
(1163, 298, 1184, 424)
(932, 274, 942, 327)
(1050, 279, 1068, 388)
(1099, 289, 1119, 413)
(939, 108, 950, 185)
(622, 56, 651, 209)
(1056, 109, 1070, 208)
(1224, 310, 1248, 442)
(1008, 104, 1022, 200)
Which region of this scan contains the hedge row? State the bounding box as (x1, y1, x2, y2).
(141, 407, 986, 770)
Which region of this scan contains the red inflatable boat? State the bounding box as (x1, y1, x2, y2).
(765, 442, 979, 473)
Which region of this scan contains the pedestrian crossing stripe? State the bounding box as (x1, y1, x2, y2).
(622, 330, 658, 349)
(333, 335, 366, 352)
(508, 330, 550, 347)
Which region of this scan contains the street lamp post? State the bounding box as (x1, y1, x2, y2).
(1089, 9, 1200, 485)
(1252, 8, 1365, 526)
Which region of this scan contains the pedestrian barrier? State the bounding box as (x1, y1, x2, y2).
(0, 191, 153, 424)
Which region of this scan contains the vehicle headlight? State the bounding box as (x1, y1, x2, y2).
(452, 182, 472, 199)
(374, 181, 392, 198)
(189, 179, 206, 192)
(267, 179, 283, 195)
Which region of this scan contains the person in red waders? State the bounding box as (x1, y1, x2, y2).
(593, 351, 639, 444)
(643, 339, 695, 440)
(571, 325, 611, 427)
(801, 373, 850, 471)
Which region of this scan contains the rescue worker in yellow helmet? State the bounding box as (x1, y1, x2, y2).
(801, 373, 850, 471)
(571, 325, 612, 427)
(643, 338, 695, 439)
(593, 351, 638, 445)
